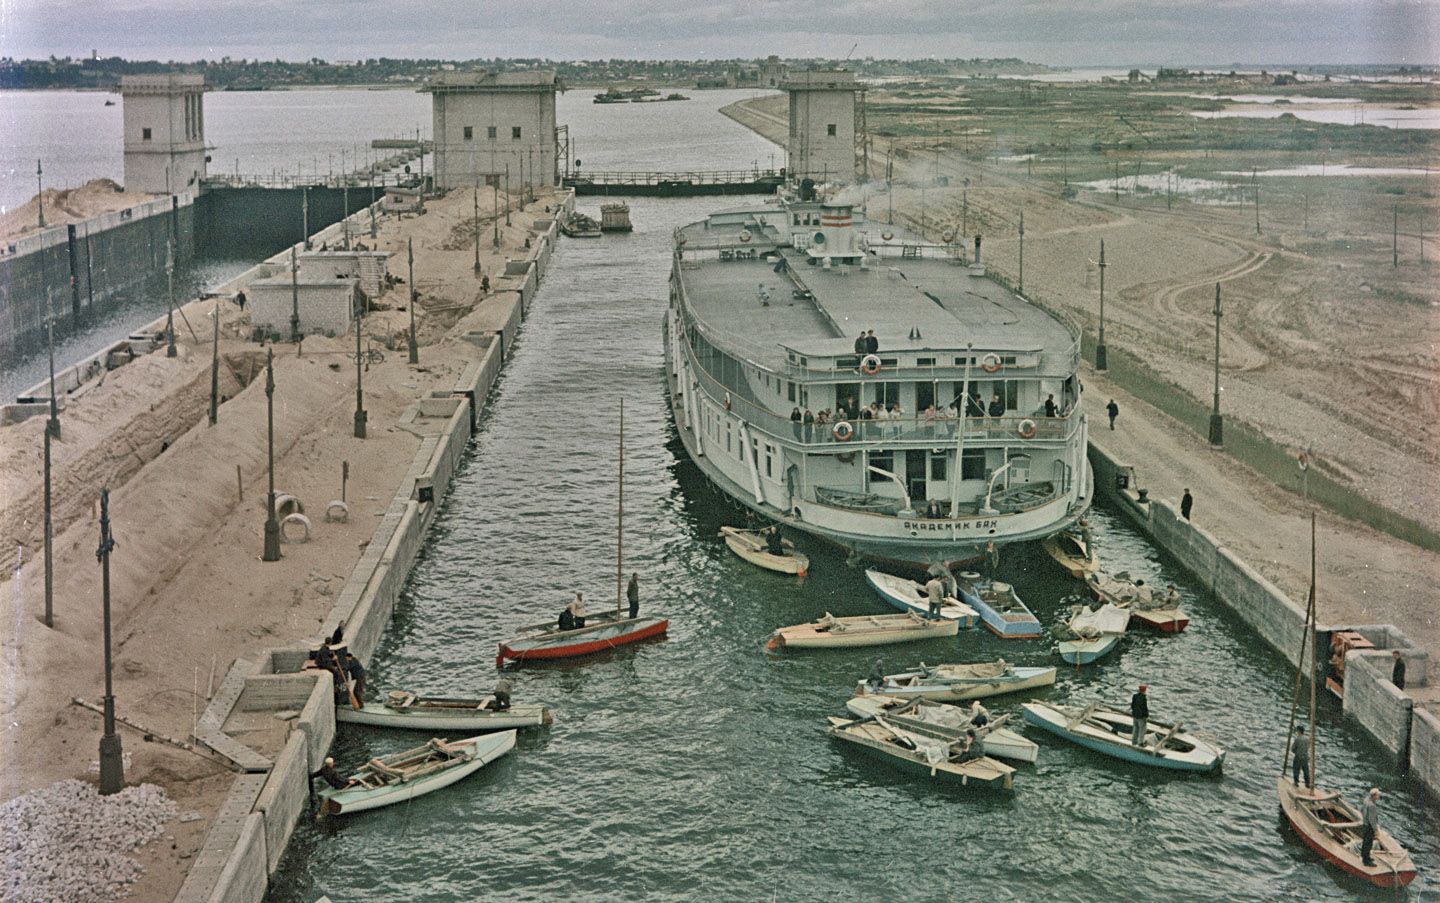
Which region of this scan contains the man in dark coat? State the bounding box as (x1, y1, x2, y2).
(1130, 685, 1149, 747)
(988, 394, 1005, 418)
(1392, 650, 1406, 690)
(1106, 399, 1119, 429)
(1291, 725, 1310, 786)
(865, 330, 879, 354)
(1181, 489, 1194, 521)
(627, 573, 641, 619)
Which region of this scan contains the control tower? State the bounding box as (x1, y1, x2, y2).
(121, 74, 209, 194)
(424, 71, 560, 193)
(783, 70, 857, 187)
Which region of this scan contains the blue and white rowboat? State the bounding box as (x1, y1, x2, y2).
(1021, 700, 1223, 772)
(953, 572, 1042, 638)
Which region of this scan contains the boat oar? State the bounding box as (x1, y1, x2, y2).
(336, 660, 360, 710)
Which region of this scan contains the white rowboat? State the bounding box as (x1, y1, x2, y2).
(767, 611, 958, 649)
(720, 526, 809, 576)
(336, 692, 552, 731)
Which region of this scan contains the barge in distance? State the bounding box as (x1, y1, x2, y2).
(663, 197, 1091, 569)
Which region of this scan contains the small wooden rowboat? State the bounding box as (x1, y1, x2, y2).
(864, 569, 978, 628)
(826, 716, 1015, 789)
(318, 731, 516, 815)
(336, 691, 552, 731)
(953, 572, 1042, 638)
(1021, 700, 1224, 772)
(1087, 572, 1189, 633)
(720, 526, 809, 576)
(766, 611, 958, 649)
(1042, 529, 1098, 579)
(853, 660, 1057, 702)
(846, 695, 1039, 764)
(1276, 773, 1417, 886)
(1057, 602, 1130, 664)
(498, 614, 669, 663)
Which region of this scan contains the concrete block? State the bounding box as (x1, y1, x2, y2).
(1342, 652, 1413, 760)
(253, 733, 309, 875)
(296, 672, 335, 769)
(206, 811, 267, 903)
(504, 259, 531, 276)
(238, 673, 320, 711)
(1410, 708, 1440, 800)
(270, 647, 311, 673)
(417, 396, 462, 419)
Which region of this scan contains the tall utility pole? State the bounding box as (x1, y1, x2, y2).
(262, 350, 282, 561)
(44, 299, 57, 628)
(353, 292, 367, 439)
(209, 302, 220, 426)
(289, 246, 301, 344)
(474, 183, 482, 273)
(36, 159, 45, 228)
(343, 181, 350, 250)
(165, 243, 177, 357)
(1096, 241, 1109, 371)
(493, 178, 500, 247)
(505, 165, 511, 226)
(302, 187, 310, 250)
(1253, 168, 1261, 234)
(1393, 205, 1399, 267)
(96, 489, 124, 794)
(1018, 212, 1025, 293)
(46, 293, 60, 440)
(1209, 283, 1224, 447)
(407, 238, 419, 364)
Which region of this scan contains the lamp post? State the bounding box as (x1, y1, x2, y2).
(1095, 240, 1108, 371)
(289, 246, 301, 345)
(262, 350, 282, 561)
(165, 243, 177, 358)
(1208, 283, 1224, 447)
(209, 302, 220, 426)
(407, 238, 418, 364)
(493, 178, 500, 248)
(36, 159, 45, 228)
(96, 488, 124, 794)
(353, 294, 367, 440)
(474, 183, 482, 274)
(505, 165, 511, 226)
(302, 186, 310, 251)
(1018, 212, 1025, 293)
(45, 292, 60, 440)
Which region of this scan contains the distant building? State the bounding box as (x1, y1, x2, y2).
(120, 74, 209, 194)
(423, 71, 560, 194)
(760, 55, 786, 88)
(783, 69, 857, 186)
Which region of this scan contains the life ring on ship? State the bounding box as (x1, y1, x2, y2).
(1017, 419, 1037, 439)
(739, 230, 752, 243)
(860, 354, 882, 376)
(837, 453, 856, 464)
(881, 231, 894, 242)
(833, 421, 853, 442)
(981, 353, 1002, 373)
(724, 392, 732, 411)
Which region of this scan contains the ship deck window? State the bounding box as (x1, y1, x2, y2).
(961, 449, 986, 481)
(930, 455, 947, 481)
(916, 358, 936, 367)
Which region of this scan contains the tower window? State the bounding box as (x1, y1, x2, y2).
(827, 124, 837, 136)
(142, 127, 152, 141)
(463, 126, 473, 139)
(488, 126, 497, 139)
(512, 126, 522, 140)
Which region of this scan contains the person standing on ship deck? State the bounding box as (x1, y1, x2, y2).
(865, 330, 879, 355)
(791, 407, 803, 439)
(1045, 394, 1058, 418)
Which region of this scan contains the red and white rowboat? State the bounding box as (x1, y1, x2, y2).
(497, 614, 669, 664)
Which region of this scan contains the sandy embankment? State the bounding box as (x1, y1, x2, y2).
(0, 179, 153, 243)
(723, 96, 1440, 701)
(0, 184, 556, 900)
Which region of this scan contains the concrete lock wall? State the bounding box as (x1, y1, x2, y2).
(295, 672, 335, 768)
(237, 673, 317, 711)
(206, 812, 266, 903)
(1212, 547, 1309, 670)
(1342, 653, 1414, 761)
(1411, 708, 1440, 798)
(253, 733, 310, 875)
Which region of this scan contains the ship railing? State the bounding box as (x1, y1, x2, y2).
(684, 345, 1079, 448)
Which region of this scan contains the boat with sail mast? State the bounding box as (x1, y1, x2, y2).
(1276, 516, 1416, 888)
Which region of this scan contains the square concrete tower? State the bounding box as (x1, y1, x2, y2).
(784, 69, 856, 187)
(423, 71, 559, 193)
(121, 73, 209, 194)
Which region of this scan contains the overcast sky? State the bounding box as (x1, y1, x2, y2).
(3, 0, 1436, 68)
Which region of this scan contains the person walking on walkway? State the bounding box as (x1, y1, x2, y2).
(1106, 399, 1119, 430)
(1392, 650, 1406, 690)
(1130, 685, 1149, 747)
(1181, 489, 1194, 521)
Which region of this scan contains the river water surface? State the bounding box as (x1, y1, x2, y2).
(257, 93, 1434, 902)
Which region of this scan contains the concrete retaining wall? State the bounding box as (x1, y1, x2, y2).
(1343, 653, 1414, 762)
(252, 733, 309, 875)
(1411, 708, 1440, 798)
(1212, 546, 1308, 668)
(206, 812, 266, 903)
(295, 671, 335, 768)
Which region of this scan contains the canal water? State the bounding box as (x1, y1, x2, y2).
(264, 100, 1436, 902)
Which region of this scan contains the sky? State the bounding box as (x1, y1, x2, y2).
(2, 0, 1437, 68)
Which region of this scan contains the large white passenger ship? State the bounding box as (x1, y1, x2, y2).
(664, 197, 1091, 569)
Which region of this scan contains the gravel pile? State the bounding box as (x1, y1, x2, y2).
(1, 780, 177, 903)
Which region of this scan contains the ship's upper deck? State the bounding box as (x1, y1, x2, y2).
(674, 201, 1078, 379)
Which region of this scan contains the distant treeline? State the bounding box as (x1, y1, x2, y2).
(0, 55, 1053, 91)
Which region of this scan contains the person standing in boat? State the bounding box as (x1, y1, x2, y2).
(341, 652, 366, 703)
(969, 700, 990, 728)
(1130, 685, 1149, 747)
(868, 658, 886, 689)
(966, 390, 985, 419)
(924, 576, 946, 619)
(568, 592, 587, 629)
(765, 527, 785, 557)
(627, 573, 641, 619)
(1333, 788, 1384, 867)
(1291, 725, 1310, 787)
